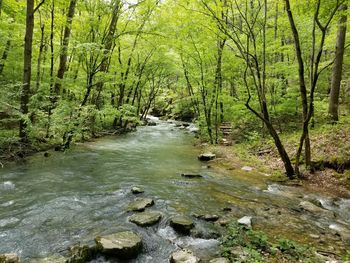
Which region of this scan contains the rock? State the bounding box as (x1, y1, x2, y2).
(181, 173, 202, 178)
(198, 153, 216, 161)
(329, 224, 350, 244)
(147, 121, 157, 126)
(127, 198, 154, 212)
(33, 255, 66, 263)
(129, 211, 162, 226)
(0, 254, 20, 263)
(170, 249, 200, 263)
(202, 214, 219, 222)
(217, 219, 230, 226)
(95, 231, 142, 259)
(131, 187, 144, 194)
(170, 215, 194, 234)
(67, 245, 97, 263)
(237, 216, 252, 228)
(209, 258, 230, 263)
(299, 201, 335, 218)
(241, 166, 253, 172)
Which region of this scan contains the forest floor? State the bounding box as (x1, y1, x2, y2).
(202, 119, 350, 198)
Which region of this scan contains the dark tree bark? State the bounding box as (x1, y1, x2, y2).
(0, 39, 10, 75)
(19, 0, 35, 142)
(329, 4, 347, 122)
(54, 0, 77, 97)
(36, 12, 45, 91)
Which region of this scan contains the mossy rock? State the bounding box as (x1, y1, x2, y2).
(129, 211, 162, 226)
(67, 245, 97, 263)
(170, 216, 194, 234)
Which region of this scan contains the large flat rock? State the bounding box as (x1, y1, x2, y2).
(0, 254, 20, 263)
(129, 211, 162, 226)
(170, 215, 194, 234)
(170, 249, 200, 263)
(95, 231, 142, 258)
(127, 198, 154, 212)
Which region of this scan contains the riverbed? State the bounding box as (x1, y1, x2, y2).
(0, 120, 349, 262)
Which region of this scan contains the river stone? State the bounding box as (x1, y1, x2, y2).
(68, 244, 97, 263)
(170, 216, 194, 234)
(299, 201, 335, 218)
(209, 258, 230, 263)
(127, 198, 154, 212)
(95, 231, 142, 258)
(129, 211, 162, 226)
(170, 249, 200, 263)
(131, 187, 144, 194)
(238, 216, 252, 228)
(181, 173, 202, 178)
(241, 166, 253, 172)
(0, 254, 20, 263)
(202, 214, 220, 222)
(33, 255, 66, 263)
(198, 153, 216, 161)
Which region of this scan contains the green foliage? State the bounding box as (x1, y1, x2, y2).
(220, 222, 320, 262)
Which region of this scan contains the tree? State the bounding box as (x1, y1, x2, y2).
(328, 3, 348, 122)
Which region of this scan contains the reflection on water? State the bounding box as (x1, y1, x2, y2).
(0, 121, 349, 261)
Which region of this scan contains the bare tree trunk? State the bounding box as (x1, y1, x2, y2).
(19, 0, 35, 142)
(329, 4, 347, 122)
(54, 0, 77, 97)
(0, 39, 10, 75)
(36, 12, 45, 91)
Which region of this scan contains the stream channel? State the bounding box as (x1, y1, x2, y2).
(0, 119, 350, 262)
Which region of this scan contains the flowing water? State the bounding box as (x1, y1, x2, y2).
(0, 120, 349, 262)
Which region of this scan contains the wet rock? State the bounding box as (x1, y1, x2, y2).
(129, 211, 162, 226)
(127, 198, 154, 212)
(202, 214, 220, 222)
(329, 224, 350, 244)
(170, 249, 200, 263)
(209, 258, 230, 263)
(299, 201, 335, 218)
(0, 254, 20, 263)
(241, 166, 253, 172)
(170, 215, 194, 234)
(237, 216, 252, 228)
(95, 231, 142, 259)
(147, 121, 157, 126)
(131, 187, 144, 194)
(67, 244, 97, 263)
(32, 255, 66, 263)
(217, 218, 230, 226)
(198, 153, 216, 161)
(181, 173, 202, 178)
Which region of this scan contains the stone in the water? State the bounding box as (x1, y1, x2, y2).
(95, 231, 142, 259)
(33, 255, 66, 263)
(202, 214, 219, 222)
(299, 201, 335, 218)
(198, 153, 216, 161)
(170, 215, 194, 234)
(147, 121, 157, 126)
(241, 166, 253, 172)
(238, 216, 252, 228)
(209, 258, 230, 263)
(131, 187, 144, 194)
(0, 254, 20, 263)
(170, 249, 200, 263)
(181, 173, 202, 178)
(127, 198, 154, 212)
(129, 211, 162, 226)
(67, 244, 97, 263)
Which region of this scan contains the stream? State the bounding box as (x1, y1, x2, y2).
(0, 119, 349, 262)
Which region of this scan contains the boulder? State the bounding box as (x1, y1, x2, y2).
(33, 255, 66, 263)
(131, 187, 144, 194)
(170, 216, 194, 234)
(95, 231, 142, 259)
(170, 249, 200, 263)
(147, 121, 157, 126)
(209, 258, 230, 263)
(0, 254, 20, 263)
(127, 198, 154, 212)
(202, 214, 219, 222)
(198, 153, 216, 161)
(237, 216, 252, 228)
(181, 173, 202, 178)
(67, 244, 97, 263)
(129, 211, 162, 226)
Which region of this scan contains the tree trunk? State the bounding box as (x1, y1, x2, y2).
(0, 39, 10, 75)
(36, 17, 45, 91)
(54, 0, 77, 97)
(329, 4, 347, 122)
(19, 0, 35, 142)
